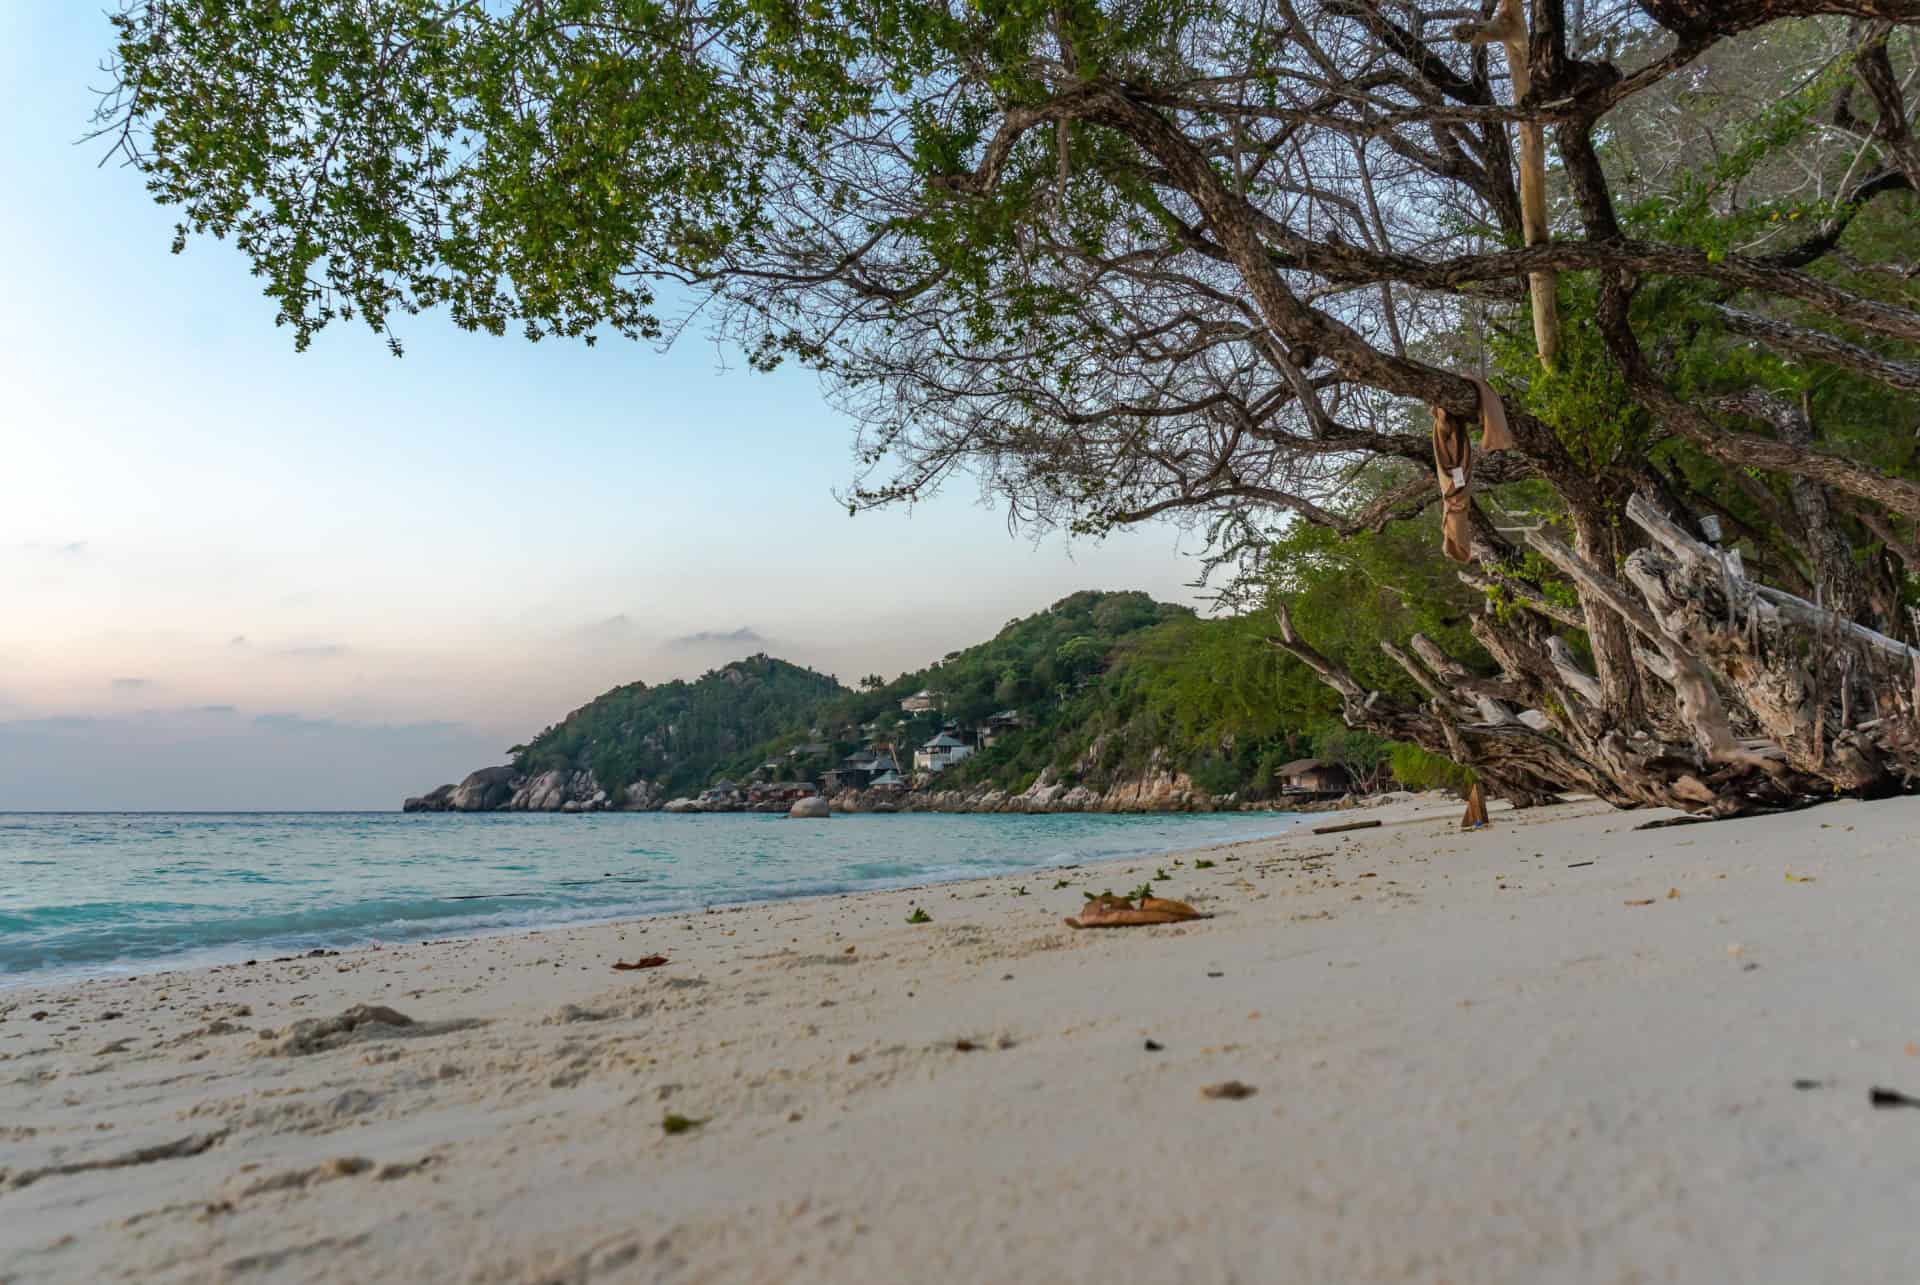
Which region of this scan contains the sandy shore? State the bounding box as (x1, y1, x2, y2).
(4, 792, 1919, 1283)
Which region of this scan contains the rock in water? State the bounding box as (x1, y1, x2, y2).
(447, 766, 517, 811)
(402, 783, 456, 812)
(788, 796, 831, 819)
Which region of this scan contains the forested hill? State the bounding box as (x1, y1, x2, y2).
(509, 656, 848, 800)
(411, 588, 1452, 811)
(504, 590, 1206, 801)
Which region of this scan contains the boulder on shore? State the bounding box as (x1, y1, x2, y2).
(510, 770, 570, 811)
(788, 796, 831, 819)
(448, 766, 518, 811)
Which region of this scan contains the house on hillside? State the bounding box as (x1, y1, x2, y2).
(900, 689, 942, 714)
(1275, 758, 1352, 797)
(824, 752, 882, 794)
(867, 769, 907, 792)
(977, 710, 1029, 749)
(914, 732, 974, 774)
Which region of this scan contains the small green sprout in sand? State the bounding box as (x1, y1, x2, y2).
(662, 1113, 706, 1135)
(1154, 868, 1171, 880)
(1012, 885, 1029, 896)
(1194, 859, 1216, 870)
(907, 907, 932, 924)
(1053, 879, 1072, 889)
(1084, 888, 1116, 900)
(1127, 882, 1154, 901)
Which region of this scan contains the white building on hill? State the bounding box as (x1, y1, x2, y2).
(914, 732, 974, 774)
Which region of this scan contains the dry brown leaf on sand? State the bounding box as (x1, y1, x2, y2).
(612, 955, 668, 971)
(1064, 895, 1208, 930)
(1623, 899, 1656, 907)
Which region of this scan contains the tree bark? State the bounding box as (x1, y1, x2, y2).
(1457, 0, 1562, 368)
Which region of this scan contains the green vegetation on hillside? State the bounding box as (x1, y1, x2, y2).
(509, 656, 844, 801)
(506, 589, 1474, 805)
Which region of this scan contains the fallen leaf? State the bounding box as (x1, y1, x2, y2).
(1064, 894, 1204, 930)
(1666, 887, 1680, 899)
(1624, 899, 1656, 907)
(1785, 871, 1816, 884)
(612, 955, 668, 971)
(1870, 1086, 1920, 1109)
(661, 1113, 707, 1134)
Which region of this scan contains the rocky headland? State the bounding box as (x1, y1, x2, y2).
(404, 760, 1254, 815)
(404, 768, 662, 814)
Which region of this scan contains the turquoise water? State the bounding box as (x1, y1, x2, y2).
(0, 811, 1300, 982)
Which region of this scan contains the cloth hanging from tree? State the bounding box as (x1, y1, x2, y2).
(1432, 377, 1514, 563)
(1433, 408, 1477, 564)
(1468, 374, 1516, 450)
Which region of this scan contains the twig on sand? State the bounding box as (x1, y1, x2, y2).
(1312, 820, 1382, 836)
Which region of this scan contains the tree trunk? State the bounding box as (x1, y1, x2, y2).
(1457, 0, 1560, 368)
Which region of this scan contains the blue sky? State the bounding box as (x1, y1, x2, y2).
(0, 8, 1208, 809)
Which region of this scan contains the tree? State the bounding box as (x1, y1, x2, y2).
(95, 0, 1920, 812)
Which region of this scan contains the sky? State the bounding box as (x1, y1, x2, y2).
(0, 8, 1211, 810)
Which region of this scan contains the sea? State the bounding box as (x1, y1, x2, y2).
(0, 810, 1303, 983)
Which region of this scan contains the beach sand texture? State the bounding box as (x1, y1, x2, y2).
(3, 793, 1918, 1283)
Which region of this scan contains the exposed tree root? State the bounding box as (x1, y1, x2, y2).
(1272, 496, 1920, 816)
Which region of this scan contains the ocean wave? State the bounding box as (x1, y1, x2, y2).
(0, 810, 1301, 983)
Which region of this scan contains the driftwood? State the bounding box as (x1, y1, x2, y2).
(1271, 495, 1920, 817)
(1311, 819, 1383, 835)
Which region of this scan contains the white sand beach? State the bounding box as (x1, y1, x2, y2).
(4, 793, 1920, 1284)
